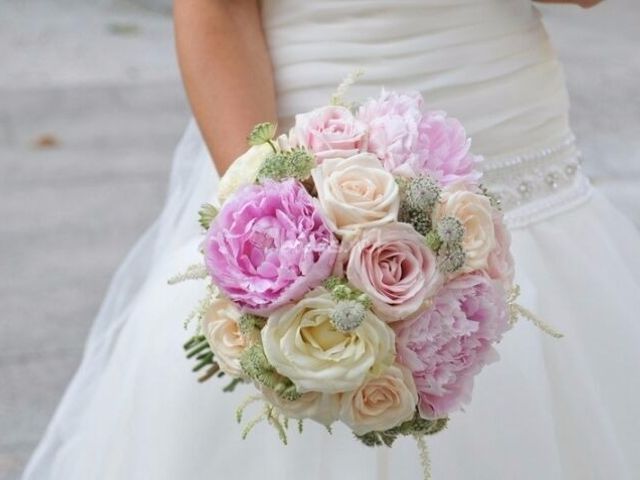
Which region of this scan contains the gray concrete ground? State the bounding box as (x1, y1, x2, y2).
(0, 3, 187, 478)
(0, 1, 638, 479)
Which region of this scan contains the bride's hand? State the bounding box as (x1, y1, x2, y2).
(534, 0, 603, 7)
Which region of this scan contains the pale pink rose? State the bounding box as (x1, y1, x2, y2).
(311, 153, 399, 236)
(394, 274, 509, 418)
(487, 213, 515, 289)
(434, 184, 496, 272)
(340, 223, 441, 322)
(290, 105, 367, 162)
(339, 364, 418, 435)
(357, 91, 481, 185)
(201, 296, 246, 377)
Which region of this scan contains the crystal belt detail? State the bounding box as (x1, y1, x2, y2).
(482, 134, 593, 229)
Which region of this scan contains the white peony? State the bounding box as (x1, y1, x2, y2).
(339, 364, 418, 435)
(201, 296, 247, 377)
(434, 185, 497, 272)
(311, 153, 399, 236)
(261, 289, 395, 394)
(217, 142, 274, 204)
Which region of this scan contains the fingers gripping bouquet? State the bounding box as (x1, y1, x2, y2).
(171, 77, 553, 477)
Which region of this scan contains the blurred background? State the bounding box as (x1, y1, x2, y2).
(0, 0, 638, 478)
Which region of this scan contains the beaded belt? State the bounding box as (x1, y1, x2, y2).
(482, 134, 593, 229)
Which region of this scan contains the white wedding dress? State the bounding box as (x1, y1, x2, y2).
(23, 1, 640, 479)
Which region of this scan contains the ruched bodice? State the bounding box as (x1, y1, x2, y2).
(262, 0, 569, 156)
(261, 0, 591, 227)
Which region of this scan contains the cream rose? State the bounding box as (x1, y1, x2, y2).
(339, 364, 418, 435)
(434, 185, 496, 272)
(217, 142, 273, 204)
(311, 153, 399, 236)
(261, 289, 395, 394)
(262, 388, 340, 427)
(201, 296, 247, 377)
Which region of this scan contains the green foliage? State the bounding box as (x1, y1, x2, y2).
(427, 216, 467, 274)
(240, 345, 301, 401)
(355, 412, 449, 447)
(247, 122, 277, 146)
(238, 313, 266, 344)
(424, 230, 442, 253)
(397, 175, 441, 236)
(256, 148, 315, 183)
(437, 244, 466, 274)
(223, 377, 245, 393)
(183, 335, 220, 383)
(399, 175, 441, 211)
(323, 276, 372, 308)
(399, 207, 431, 236)
(198, 203, 218, 230)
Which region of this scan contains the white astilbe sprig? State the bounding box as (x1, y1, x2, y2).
(508, 285, 564, 338)
(181, 282, 217, 331)
(414, 435, 432, 480)
(167, 263, 217, 331)
(167, 263, 208, 285)
(236, 395, 302, 445)
(330, 69, 364, 107)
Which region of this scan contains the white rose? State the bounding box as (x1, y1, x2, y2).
(262, 388, 340, 428)
(434, 185, 496, 272)
(339, 364, 418, 435)
(261, 289, 395, 394)
(201, 296, 247, 377)
(217, 142, 274, 204)
(311, 153, 399, 236)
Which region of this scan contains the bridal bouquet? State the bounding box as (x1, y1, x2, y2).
(171, 80, 539, 476)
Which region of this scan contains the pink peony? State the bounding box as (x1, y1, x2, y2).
(357, 90, 423, 176)
(339, 223, 441, 323)
(204, 179, 338, 315)
(394, 273, 509, 418)
(357, 90, 481, 186)
(418, 111, 482, 186)
(486, 213, 515, 289)
(290, 105, 368, 162)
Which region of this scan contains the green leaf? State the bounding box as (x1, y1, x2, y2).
(247, 122, 277, 146)
(424, 230, 442, 253)
(198, 203, 218, 230)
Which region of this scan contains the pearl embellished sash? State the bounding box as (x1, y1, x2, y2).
(482, 135, 592, 229)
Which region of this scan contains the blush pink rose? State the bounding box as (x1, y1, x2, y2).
(487, 213, 515, 289)
(340, 223, 442, 323)
(394, 273, 509, 418)
(204, 179, 338, 315)
(357, 91, 481, 186)
(290, 105, 367, 162)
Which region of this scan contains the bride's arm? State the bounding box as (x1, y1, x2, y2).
(174, 0, 277, 173)
(533, 0, 603, 6)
